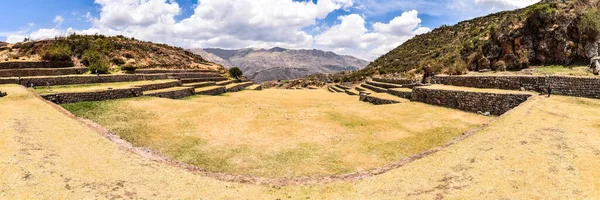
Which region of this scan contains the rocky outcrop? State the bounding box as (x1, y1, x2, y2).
(591, 57, 600, 75)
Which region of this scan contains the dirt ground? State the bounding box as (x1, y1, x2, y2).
(1, 84, 600, 199)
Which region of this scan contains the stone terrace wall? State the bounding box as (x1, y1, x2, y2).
(0, 61, 74, 70)
(387, 89, 412, 99)
(196, 86, 226, 96)
(411, 87, 531, 115)
(145, 87, 195, 99)
(41, 87, 143, 104)
(373, 77, 415, 85)
(135, 80, 181, 91)
(226, 82, 254, 92)
(359, 94, 401, 105)
(433, 75, 600, 99)
(0, 74, 170, 86)
(0, 67, 88, 77)
(136, 69, 216, 74)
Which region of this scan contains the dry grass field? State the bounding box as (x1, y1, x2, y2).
(2, 84, 600, 199)
(62, 89, 489, 178)
(34, 79, 177, 94)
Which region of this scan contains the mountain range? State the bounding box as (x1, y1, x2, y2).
(190, 47, 369, 83)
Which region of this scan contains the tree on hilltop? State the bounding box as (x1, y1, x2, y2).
(229, 67, 243, 80)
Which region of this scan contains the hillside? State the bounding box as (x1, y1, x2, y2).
(0, 34, 221, 73)
(347, 0, 600, 81)
(191, 47, 369, 82)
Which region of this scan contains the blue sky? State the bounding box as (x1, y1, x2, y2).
(0, 0, 539, 60)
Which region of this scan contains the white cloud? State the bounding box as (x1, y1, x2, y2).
(2, 0, 540, 61)
(53, 16, 65, 27)
(315, 10, 430, 60)
(6, 35, 26, 43)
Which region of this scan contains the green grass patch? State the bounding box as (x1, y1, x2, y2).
(364, 127, 465, 161)
(326, 111, 370, 129)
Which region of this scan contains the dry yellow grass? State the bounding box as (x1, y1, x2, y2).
(2, 84, 600, 199)
(63, 89, 488, 178)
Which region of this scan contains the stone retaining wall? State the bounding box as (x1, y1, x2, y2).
(135, 80, 181, 91)
(145, 87, 195, 99)
(387, 89, 412, 99)
(411, 87, 531, 115)
(41, 87, 143, 104)
(196, 86, 226, 96)
(181, 77, 228, 84)
(0, 67, 88, 77)
(373, 77, 415, 85)
(359, 94, 401, 105)
(361, 83, 388, 93)
(433, 75, 600, 99)
(165, 73, 221, 79)
(226, 82, 254, 92)
(135, 69, 216, 74)
(0, 74, 175, 86)
(366, 80, 403, 88)
(0, 61, 74, 70)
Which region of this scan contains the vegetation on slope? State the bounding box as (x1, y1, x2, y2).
(346, 0, 600, 81)
(1, 34, 218, 73)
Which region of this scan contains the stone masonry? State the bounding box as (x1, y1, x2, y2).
(411, 87, 532, 115)
(41, 87, 143, 104)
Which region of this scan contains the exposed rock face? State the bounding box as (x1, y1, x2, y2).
(190, 48, 369, 83)
(591, 57, 600, 75)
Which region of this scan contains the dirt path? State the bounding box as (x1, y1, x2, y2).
(1, 84, 600, 199)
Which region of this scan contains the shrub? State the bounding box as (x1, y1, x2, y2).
(492, 60, 507, 71)
(525, 3, 558, 32)
(229, 67, 243, 79)
(121, 59, 137, 72)
(83, 49, 110, 74)
(40, 43, 72, 61)
(579, 9, 600, 41)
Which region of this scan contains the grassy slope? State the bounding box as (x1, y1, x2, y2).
(2, 84, 600, 199)
(347, 1, 599, 81)
(62, 89, 488, 178)
(0, 35, 221, 70)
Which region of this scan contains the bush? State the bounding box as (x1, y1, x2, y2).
(579, 9, 600, 41)
(83, 49, 110, 74)
(525, 3, 558, 32)
(229, 67, 243, 79)
(121, 59, 137, 72)
(40, 43, 72, 61)
(492, 60, 507, 71)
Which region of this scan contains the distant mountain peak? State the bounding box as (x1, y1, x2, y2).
(191, 47, 369, 83)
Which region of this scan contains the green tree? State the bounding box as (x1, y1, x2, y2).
(229, 67, 243, 79)
(579, 9, 600, 41)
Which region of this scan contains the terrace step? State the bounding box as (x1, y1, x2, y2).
(165, 73, 223, 79)
(180, 77, 228, 84)
(361, 83, 388, 93)
(387, 88, 413, 99)
(366, 80, 403, 89)
(0, 67, 88, 77)
(182, 81, 216, 88)
(246, 84, 263, 90)
(143, 87, 195, 99)
(0, 61, 74, 70)
(134, 80, 181, 91)
(345, 88, 360, 96)
(328, 86, 337, 93)
(372, 77, 415, 85)
(360, 92, 410, 105)
(335, 84, 351, 90)
(135, 69, 216, 74)
(216, 80, 235, 86)
(195, 86, 226, 96)
(226, 82, 254, 92)
(330, 85, 345, 92)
